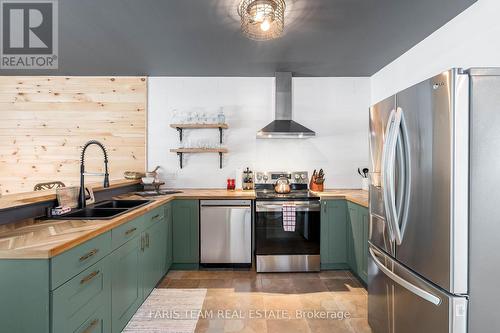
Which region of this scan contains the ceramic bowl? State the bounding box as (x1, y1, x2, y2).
(141, 177, 155, 184)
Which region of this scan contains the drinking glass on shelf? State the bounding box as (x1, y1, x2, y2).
(172, 109, 180, 124)
(186, 112, 194, 124)
(200, 112, 208, 124)
(210, 113, 218, 124)
(218, 108, 226, 124)
(193, 111, 201, 124)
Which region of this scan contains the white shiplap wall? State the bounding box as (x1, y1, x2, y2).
(148, 77, 370, 189)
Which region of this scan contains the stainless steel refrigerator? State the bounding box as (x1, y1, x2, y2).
(368, 68, 500, 333)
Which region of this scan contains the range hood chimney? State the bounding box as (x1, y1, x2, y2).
(256, 72, 316, 139)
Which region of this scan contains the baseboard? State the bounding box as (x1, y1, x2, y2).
(170, 263, 199, 270)
(320, 263, 350, 270)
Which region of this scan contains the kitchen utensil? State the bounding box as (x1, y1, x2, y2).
(358, 167, 369, 178)
(362, 168, 369, 178)
(274, 176, 291, 194)
(315, 178, 325, 184)
(358, 168, 364, 178)
(310, 168, 325, 192)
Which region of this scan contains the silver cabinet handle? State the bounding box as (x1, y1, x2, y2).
(79, 248, 98, 262)
(125, 227, 137, 236)
(145, 233, 150, 248)
(140, 235, 145, 251)
(80, 270, 100, 285)
(369, 248, 441, 305)
(151, 214, 160, 221)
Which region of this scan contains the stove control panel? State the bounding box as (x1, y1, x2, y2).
(255, 171, 309, 184)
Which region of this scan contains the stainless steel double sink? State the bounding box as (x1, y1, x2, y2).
(55, 200, 151, 220)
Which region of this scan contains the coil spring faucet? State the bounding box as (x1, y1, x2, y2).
(79, 140, 110, 208)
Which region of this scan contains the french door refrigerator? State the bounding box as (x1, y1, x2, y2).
(368, 68, 500, 333)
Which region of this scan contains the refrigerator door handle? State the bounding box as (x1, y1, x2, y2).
(391, 108, 411, 245)
(398, 108, 411, 242)
(369, 247, 441, 306)
(385, 109, 402, 242)
(381, 109, 397, 241)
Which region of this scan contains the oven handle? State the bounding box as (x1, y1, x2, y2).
(255, 201, 320, 212)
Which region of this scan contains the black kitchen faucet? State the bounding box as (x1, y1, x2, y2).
(79, 140, 110, 208)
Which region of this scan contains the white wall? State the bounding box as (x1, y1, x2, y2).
(148, 77, 370, 189)
(371, 0, 500, 103)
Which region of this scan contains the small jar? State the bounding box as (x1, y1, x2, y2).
(217, 109, 225, 124)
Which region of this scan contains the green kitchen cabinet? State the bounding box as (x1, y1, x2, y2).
(360, 205, 369, 282)
(141, 218, 167, 299)
(320, 200, 349, 269)
(347, 202, 368, 284)
(0, 260, 50, 333)
(172, 200, 199, 268)
(0, 202, 175, 333)
(111, 235, 143, 333)
(51, 257, 111, 333)
(165, 202, 173, 272)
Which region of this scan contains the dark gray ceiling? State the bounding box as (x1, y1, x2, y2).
(0, 0, 476, 76)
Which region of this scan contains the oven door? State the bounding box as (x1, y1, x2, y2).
(255, 200, 320, 256)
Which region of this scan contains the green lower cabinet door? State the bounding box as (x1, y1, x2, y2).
(142, 219, 167, 299)
(320, 200, 348, 269)
(347, 202, 360, 276)
(172, 200, 199, 267)
(359, 206, 369, 283)
(165, 202, 173, 272)
(0, 260, 50, 333)
(51, 257, 111, 333)
(347, 202, 368, 284)
(111, 236, 143, 333)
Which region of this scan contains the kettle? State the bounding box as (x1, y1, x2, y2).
(274, 176, 291, 194)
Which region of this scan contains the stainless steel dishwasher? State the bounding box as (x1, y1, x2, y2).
(200, 200, 252, 266)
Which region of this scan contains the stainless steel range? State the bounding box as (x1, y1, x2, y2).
(254, 171, 320, 273)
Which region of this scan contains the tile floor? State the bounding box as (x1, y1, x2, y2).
(157, 270, 372, 333)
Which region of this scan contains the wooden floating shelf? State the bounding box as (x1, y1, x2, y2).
(169, 123, 228, 129)
(169, 123, 228, 143)
(170, 148, 228, 169)
(170, 148, 228, 153)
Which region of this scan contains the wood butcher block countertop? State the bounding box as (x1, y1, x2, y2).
(0, 189, 255, 259)
(0, 188, 366, 259)
(312, 189, 369, 208)
(0, 179, 142, 211)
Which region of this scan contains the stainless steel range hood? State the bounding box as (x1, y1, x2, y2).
(257, 72, 316, 139)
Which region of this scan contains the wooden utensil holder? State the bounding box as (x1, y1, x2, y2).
(310, 182, 324, 192)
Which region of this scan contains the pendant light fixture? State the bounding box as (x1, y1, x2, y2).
(238, 0, 286, 41)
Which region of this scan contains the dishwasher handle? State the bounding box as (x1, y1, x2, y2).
(200, 200, 252, 207)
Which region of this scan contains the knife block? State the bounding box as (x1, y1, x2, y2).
(310, 182, 324, 192)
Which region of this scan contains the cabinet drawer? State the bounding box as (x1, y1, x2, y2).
(72, 305, 109, 333)
(112, 216, 144, 250)
(143, 206, 165, 230)
(51, 231, 111, 290)
(51, 257, 111, 333)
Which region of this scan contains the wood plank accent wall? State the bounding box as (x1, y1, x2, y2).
(0, 76, 147, 195)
